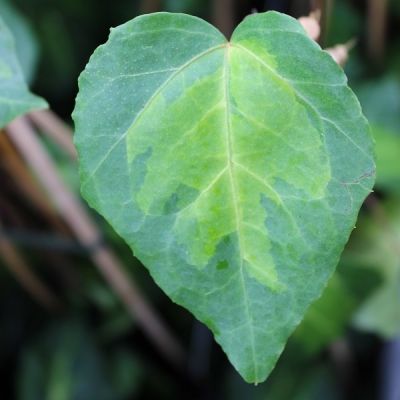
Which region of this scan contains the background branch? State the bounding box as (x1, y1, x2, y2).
(6, 117, 185, 369)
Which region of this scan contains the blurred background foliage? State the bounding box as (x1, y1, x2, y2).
(1, 0, 400, 399)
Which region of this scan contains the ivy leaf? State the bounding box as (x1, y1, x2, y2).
(73, 12, 375, 383)
(0, 15, 46, 128)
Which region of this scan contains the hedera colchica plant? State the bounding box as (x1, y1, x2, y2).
(73, 11, 375, 383)
(0, 16, 46, 128)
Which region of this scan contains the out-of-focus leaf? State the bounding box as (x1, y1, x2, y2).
(86, 280, 119, 311)
(83, 280, 134, 340)
(265, 365, 340, 400)
(17, 320, 142, 400)
(0, 16, 46, 128)
(36, 12, 75, 93)
(0, 0, 39, 83)
(164, 0, 204, 14)
(224, 348, 340, 400)
(356, 282, 400, 338)
(293, 263, 382, 355)
(293, 274, 355, 355)
(344, 201, 400, 338)
(355, 77, 400, 132)
(372, 125, 400, 194)
(108, 349, 143, 398)
(325, 0, 362, 47)
(390, 0, 400, 16)
(98, 312, 133, 342)
(74, 11, 374, 383)
(355, 77, 400, 194)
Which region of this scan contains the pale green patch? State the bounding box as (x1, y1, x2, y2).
(0, 15, 46, 128)
(73, 12, 375, 383)
(0, 59, 12, 77)
(125, 41, 330, 290)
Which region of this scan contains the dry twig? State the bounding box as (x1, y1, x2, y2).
(367, 0, 387, 63)
(298, 10, 321, 41)
(6, 117, 185, 368)
(299, 11, 353, 67)
(29, 110, 77, 160)
(212, 0, 235, 38)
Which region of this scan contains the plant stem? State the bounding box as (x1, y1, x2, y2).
(367, 0, 387, 63)
(0, 133, 69, 234)
(140, 0, 161, 14)
(6, 116, 185, 368)
(212, 0, 235, 39)
(29, 110, 77, 160)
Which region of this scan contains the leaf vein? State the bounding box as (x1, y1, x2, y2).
(233, 161, 310, 247)
(82, 44, 225, 188)
(233, 44, 373, 163)
(224, 44, 259, 382)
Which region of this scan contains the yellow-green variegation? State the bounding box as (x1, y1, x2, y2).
(73, 12, 375, 383)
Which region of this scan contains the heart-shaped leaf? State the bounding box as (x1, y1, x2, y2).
(0, 15, 46, 128)
(73, 11, 375, 383)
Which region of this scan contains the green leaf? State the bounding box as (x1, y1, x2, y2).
(372, 124, 400, 195)
(17, 320, 142, 400)
(0, 0, 39, 83)
(293, 273, 355, 355)
(224, 345, 340, 400)
(325, 1, 362, 47)
(355, 77, 400, 134)
(73, 12, 375, 383)
(262, 364, 340, 400)
(0, 15, 46, 128)
(293, 262, 381, 355)
(354, 77, 400, 194)
(347, 200, 400, 338)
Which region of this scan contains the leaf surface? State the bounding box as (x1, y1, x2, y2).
(73, 12, 375, 383)
(0, 15, 46, 128)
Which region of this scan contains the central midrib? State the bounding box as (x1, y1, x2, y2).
(223, 43, 259, 382)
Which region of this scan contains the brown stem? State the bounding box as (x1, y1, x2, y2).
(140, 0, 162, 14)
(6, 116, 185, 368)
(311, 0, 334, 45)
(29, 110, 77, 160)
(367, 0, 387, 63)
(212, 0, 235, 39)
(0, 133, 69, 234)
(326, 39, 356, 67)
(24, 111, 185, 364)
